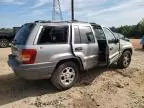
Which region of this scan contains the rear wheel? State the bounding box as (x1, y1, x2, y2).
(117, 50, 132, 69)
(0, 39, 9, 48)
(51, 62, 79, 90)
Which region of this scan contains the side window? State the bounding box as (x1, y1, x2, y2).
(74, 26, 81, 44)
(93, 27, 106, 40)
(103, 28, 116, 43)
(38, 26, 68, 44)
(79, 26, 95, 43)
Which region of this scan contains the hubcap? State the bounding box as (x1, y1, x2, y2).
(0, 40, 8, 47)
(60, 67, 76, 86)
(123, 54, 131, 66)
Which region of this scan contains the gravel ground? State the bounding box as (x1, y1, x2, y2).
(0, 48, 144, 108)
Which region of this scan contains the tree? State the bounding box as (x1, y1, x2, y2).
(138, 19, 144, 36)
(0, 28, 13, 33)
(110, 18, 144, 39)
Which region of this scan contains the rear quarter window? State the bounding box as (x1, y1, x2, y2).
(14, 24, 34, 45)
(37, 26, 68, 44)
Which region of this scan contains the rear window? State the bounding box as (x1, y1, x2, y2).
(13, 24, 34, 45)
(37, 26, 68, 44)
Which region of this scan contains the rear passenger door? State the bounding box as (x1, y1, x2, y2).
(72, 24, 99, 70)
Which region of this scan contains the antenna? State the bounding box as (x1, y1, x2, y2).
(71, 0, 74, 21)
(52, 0, 63, 21)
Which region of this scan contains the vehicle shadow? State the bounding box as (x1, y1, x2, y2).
(75, 68, 108, 86)
(0, 65, 118, 106)
(0, 73, 58, 106)
(75, 64, 118, 86)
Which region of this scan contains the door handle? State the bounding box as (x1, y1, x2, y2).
(75, 47, 83, 51)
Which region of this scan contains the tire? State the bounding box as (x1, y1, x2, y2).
(51, 62, 79, 90)
(0, 39, 9, 48)
(117, 50, 132, 69)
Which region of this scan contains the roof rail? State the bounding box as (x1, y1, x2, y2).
(34, 20, 71, 23)
(71, 20, 89, 23)
(90, 23, 101, 27)
(34, 20, 99, 25)
(34, 20, 52, 23)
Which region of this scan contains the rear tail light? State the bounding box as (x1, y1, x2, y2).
(20, 49, 37, 64)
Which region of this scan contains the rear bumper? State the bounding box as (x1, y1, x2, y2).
(8, 54, 56, 80)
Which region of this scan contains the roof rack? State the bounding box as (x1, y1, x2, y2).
(34, 20, 71, 23)
(90, 23, 101, 27)
(34, 20, 100, 26)
(34, 20, 90, 23)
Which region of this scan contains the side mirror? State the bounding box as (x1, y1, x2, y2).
(108, 39, 119, 43)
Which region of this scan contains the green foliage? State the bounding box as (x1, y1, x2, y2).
(138, 19, 144, 35)
(0, 28, 13, 33)
(111, 19, 144, 39)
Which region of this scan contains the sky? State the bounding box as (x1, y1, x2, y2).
(0, 0, 144, 28)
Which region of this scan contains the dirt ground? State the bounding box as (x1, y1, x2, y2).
(0, 40, 144, 108)
(130, 39, 142, 49)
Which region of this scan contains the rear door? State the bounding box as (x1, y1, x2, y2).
(103, 27, 120, 65)
(72, 24, 99, 70)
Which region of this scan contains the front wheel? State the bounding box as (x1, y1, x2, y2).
(117, 50, 132, 69)
(0, 39, 9, 48)
(51, 62, 79, 90)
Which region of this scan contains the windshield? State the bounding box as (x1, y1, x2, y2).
(114, 33, 124, 39)
(13, 23, 34, 45)
(119, 34, 125, 39)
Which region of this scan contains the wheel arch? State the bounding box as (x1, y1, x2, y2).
(123, 48, 133, 55)
(55, 57, 84, 72)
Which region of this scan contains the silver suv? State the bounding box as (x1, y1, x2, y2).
(8, 21, 133, 90)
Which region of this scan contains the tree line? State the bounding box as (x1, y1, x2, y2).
(0, 28, 13, 33)
(111, 19, 144, 39)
